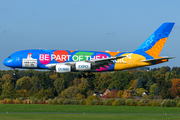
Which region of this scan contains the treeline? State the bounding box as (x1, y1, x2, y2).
(0, 66, 180, 100)
(2, 97, 180, 108)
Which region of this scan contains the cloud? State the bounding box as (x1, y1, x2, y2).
(106, 32, 115, 35)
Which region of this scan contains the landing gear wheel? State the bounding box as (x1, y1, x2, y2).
(87, 73, 95, 78)
(78, 74, 82, 78)
(82, 73, 87, 78)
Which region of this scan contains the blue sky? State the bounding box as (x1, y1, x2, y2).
(0, 0, 180, 70)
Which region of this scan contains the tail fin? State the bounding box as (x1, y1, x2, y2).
(135, 22, 175, 58)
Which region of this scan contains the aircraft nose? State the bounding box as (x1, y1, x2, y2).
(3, 58, 11, 67)
(3, 59, 8, 66)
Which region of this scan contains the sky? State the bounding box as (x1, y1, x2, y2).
(0, 0, 180, 70)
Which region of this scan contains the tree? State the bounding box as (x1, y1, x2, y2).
(154, 73, 165, 90)
(87, 77, 95, 90)
(1, 74, 13, 84)
(172, 67, 180, 75)
(101, 82, 109, 89)
(170, 71, 177, 79)
(150, 83, 160, 96)
(63, 73, 77, 88)
(116, 90, 123, 98)
(78, 78, 89, 97)
(59, 78, 81, 99)
(108, 81, 118, 89)
(35, 87, 54, 99)
(96, 73, 111, 90)
(28, 76, 40, 96)
(93, 73, 100, 89)
(160, 66, 170, 74)
(1, 74, 14, 99)
(170, 78, 180, 97)
(145, 80, 154, 91)
(135, 77, 143, 90)
(1, 81, 14, 98)
(110, 71, 134, 90)
(127, 79, 137, 90)
(49, 74, 57, 81)
(38, 72, 49, 89)
(122, 90, 132, 99)
(76, 93, 85, 99)
(59, 86, 79, 99)
(142, 74, 149, 88)
(16, 76, 31, 90)
(154, 87, 160, 96)
(0, 78, 2, 96)
(135, 88, 147, 97)
(15, 89, 28, 98)
(160, 81, 172, 99)
(53, 78, 65, 94)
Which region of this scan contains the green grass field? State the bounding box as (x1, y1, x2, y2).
(0, 104, 180, 120)
(0, 114, 180, 120)
(1, 104, 180, 114)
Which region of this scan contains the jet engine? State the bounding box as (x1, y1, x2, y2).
(56, 64, 71, 73)
(75, 62, 91, 71)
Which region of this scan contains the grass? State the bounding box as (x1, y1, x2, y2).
(0, 114, 180, 120)
(1, 104, 180, 120)
(0, 104, 180, 114)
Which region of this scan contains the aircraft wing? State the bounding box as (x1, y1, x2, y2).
(141, 57, 175, 62)
(46, 64, 56, 69)
(46, 62, 75, 69)
(46, 56, 127, 69)
(85, 56, 127, 69)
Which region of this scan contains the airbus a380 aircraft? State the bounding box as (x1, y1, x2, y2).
(3, 23, 175, 78)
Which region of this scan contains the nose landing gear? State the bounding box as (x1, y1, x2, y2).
(13, 68, 15, 75)
(78, 73, 95, 78)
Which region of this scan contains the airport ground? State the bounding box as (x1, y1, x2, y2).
(1, 114, 180, 120)
(0, 104, 180, 120)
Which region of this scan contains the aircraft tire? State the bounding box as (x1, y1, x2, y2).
(83, 75, 87, 78)
(78, 74, 82, 78)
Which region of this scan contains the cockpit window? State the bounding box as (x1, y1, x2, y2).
(8, 56, 12, 58)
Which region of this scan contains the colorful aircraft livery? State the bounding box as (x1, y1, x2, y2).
(3, 23, 175, 77)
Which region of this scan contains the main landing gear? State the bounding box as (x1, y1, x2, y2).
(78, 73, 95, 78)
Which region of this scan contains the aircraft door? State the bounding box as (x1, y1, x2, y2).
(16, 57, 20, 63)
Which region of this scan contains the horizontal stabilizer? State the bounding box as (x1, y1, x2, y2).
(141, 57, 175, 62)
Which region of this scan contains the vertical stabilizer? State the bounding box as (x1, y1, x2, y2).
(135, 22, 175, 58)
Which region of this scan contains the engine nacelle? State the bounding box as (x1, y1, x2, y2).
(56, 64, 71, 73)
(76, 62, 91, 71)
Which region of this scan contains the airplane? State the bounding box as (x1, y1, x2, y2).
(3, 22, 175, 78)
